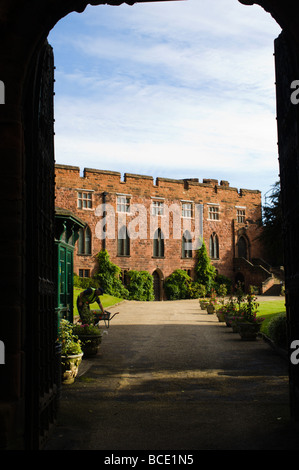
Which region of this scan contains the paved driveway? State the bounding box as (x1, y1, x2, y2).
(45, 298, 299, 451)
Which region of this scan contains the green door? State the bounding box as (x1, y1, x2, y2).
(57, 244, 74, 326)
(59, 245, 66, 308)
(66, 249, 73, 314)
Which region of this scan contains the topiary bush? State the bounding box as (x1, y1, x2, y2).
(126, 270, 154, 301)
(267, 312, 287, 349)
(187, 282, 206, 299)
(164, 269, 192, 300)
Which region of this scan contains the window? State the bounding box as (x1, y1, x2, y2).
(237, 209, 246, 223)
(117, 195, 130, 213)
(237, 236, 248, 259)
(182, 230, 192, 258)
(79, 269, 90, 278)
(208, 205, 219, 220)
(182, 202, 193, 218)
(118, 225, 130, 256)
(78, 226, 92, 255)
(153, 228, 164, 257)
(77, 191, 92, 209)
(152, 200, 164, 216)
(209, 233, 219, 259)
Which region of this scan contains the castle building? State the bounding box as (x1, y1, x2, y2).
(55, 163, 278, 299)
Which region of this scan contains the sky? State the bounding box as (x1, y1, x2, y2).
(48, 0, 282, 201)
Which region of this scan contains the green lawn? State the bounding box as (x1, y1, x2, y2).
(73, 287, 123, 318)
(256, 298, 286, 334)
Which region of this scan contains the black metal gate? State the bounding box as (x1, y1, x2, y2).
(275, 31, 299, 421)
(24, 41, 58, 449)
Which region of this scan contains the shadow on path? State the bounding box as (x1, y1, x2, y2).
(45, 300, 299, 451)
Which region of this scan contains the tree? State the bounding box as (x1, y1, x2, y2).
(195, 240, 216, 291)
(259, 181, 283, 266)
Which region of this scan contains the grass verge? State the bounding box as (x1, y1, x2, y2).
(256, 298, 286, 335)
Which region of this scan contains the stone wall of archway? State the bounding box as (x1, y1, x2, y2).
(1, 0, 299, 449)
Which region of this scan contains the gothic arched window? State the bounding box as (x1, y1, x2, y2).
(182, 230, 192, 258)
(118, 225, 130, 256)
(209, 232, 219, 259)
(153, 228, 164, 258)
(78, 225, 92, 255)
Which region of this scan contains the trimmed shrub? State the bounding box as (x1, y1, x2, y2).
(187, 282, 206, 299)
(164, 269, 191, 300)
(267, 312, 287, 349)
(126, 270, 154, 301)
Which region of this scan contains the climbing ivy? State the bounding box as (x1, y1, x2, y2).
(94, 250, 129, 298)
(93, 250, 154, 301)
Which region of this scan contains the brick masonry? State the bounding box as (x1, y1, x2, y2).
(55, 164, 267, 296)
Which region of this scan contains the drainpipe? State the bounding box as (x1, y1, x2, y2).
(102, 191, 108, 251)
(232, 218, 235, 258)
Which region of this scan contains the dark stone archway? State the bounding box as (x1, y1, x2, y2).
(1, 0, 299, 449)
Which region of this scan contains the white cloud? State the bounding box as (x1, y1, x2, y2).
(49, 0, 281, 196)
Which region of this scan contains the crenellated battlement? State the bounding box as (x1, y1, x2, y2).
(55, 164, 261, 198)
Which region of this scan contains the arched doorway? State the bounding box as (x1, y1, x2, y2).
(237, 236, 248, 259)
(153, 269, 163, 301)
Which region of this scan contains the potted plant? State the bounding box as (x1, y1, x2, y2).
(218, 283, 227, 305)
(59, 319, 83, 384)
(73, 322, 103, 357)
(230, 315, 242, 333)
(216, 306, 226, 322)
(198, 285, 208, 309)
(73, 306, 104, 357)
(206, 288, 217, 314)
(214, 284, 227, 321)
(235, 288, 264, 340)
(200, 299, 209, 310)
(222, 296, 237, 326)
(237, 313, 264, 340)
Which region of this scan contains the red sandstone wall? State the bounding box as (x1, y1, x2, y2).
(55, 164, 265, 286)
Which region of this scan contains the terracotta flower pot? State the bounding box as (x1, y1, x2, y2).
(207, 304, 215, 314)
(216, 311, 225, 322)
